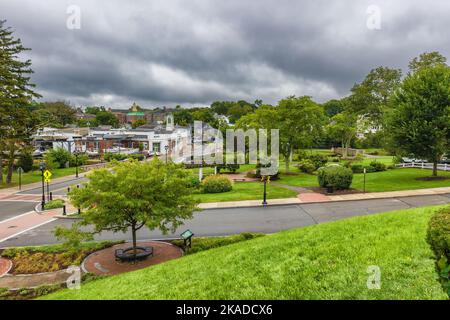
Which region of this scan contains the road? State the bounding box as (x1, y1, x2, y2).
(2, 193, 450, 248)
(0, 201, 38, 222)
(16, 177, 87, 195)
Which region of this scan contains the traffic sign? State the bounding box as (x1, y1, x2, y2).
(17, 167, 23, 174)
(44, 177, 51, 183)
(43, 170, 52, 180)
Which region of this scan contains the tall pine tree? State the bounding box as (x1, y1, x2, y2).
(0, 20, 41, 184)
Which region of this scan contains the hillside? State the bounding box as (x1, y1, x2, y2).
(44, 206, 447, 300)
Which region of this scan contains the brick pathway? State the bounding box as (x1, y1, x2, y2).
(0, 257, 12, 277)
(82, 241, 183, 276)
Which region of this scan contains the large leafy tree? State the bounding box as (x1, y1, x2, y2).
(42, 101, 76, 126)
(0, 20, 41, 184)
(326, 112, 358, 158)
(348, 66, 402, 126)
(63, 159, 199, 255)
(409, 51, 447, 74)
(277, 96, 325, 173)
(387, 64, 450, 176)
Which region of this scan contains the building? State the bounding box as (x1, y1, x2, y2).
(32, 114, 190, 158)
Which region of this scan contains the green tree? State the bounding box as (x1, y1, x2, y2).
(326, 112, 358, 158)
(42, 101, 76, 126)
(387, 64, 450, 176)
(348, 67, 402, 125)
(96, 110, 119, 127)
(277, 96, 325, 173)
(132, 119, 147, 129)
(0, 20, 41, 184)
(322, 99, 345, 117)
(409, 52, 447, 74)
(174, 108, 194, 126)
(64, 159, 199, 256)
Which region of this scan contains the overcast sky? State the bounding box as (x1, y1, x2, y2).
(1, 0, 449, 109)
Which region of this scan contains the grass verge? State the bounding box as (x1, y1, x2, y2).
(43, 205, 447, 300)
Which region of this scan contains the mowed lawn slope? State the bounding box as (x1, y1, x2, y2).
(44, 206, 447, 300)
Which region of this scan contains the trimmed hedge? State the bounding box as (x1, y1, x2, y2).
(317, 165, 353, 190)
(427, 207, 450, 296)
(202, 175, 233, 193)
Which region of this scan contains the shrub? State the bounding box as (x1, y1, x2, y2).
(69, 154, 88, 167)
(427, 207, 450, 296)
(44, 199, 65, 210)
(187, 176, 201, 189)
(45, 148, 72, 168)
(255, 163, 279, 180)
(317, 165, 353, 190)
(369, 161, 387, 172)
(171, 233, 264, 255)
(18, 152, 33, 172)
(307, 154, 328, 169)
(297, 160, 316, 174)
(128, 154, 145, 161)
(202, 175, 233, 193)
(104, 153, 128, 162)
(216, 164, 240, 173)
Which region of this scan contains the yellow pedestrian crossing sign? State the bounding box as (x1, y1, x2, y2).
(43, 170, 52, 182)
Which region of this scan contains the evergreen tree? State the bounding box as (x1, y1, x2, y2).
(0, 20, 41, 184)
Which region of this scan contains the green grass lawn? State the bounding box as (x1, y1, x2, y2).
(278, 168, 450, 192)
(194, 182, 297, 203)
(0, 167, 77, 189)
(43, 205, 447, 300)
(353, 156, 395, 166)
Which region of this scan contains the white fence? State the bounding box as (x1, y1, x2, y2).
(395, 162, 450, 171)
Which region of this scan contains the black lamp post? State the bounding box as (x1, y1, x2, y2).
(74, 151, 79, 178)
(262, 176, 268, 206)
(164, 145, 169, 164)
(39, 162, 46, 209)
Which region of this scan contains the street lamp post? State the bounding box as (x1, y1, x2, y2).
(75, 151, 79, 178)
(39, 162, 46, 209)
(164, 145, 169, 164)
(262, 176, 269, 206)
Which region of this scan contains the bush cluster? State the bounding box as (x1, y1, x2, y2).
(104, 153, 144, 162)
(202, 175, 233, 193)
(44, 148, 88, 169)
(296, 154, 328, 173)
(297, 159, 316, 174)
(349, 161, 387, 174)
(317, 165, 353, 190)
(426, 207, 450, 296)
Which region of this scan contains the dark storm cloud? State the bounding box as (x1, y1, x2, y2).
(1, 0, 449, 108)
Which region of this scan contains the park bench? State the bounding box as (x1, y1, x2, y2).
(115, 246, 153, 262)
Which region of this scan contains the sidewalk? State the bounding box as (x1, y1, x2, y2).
(198, 186, 450, 209)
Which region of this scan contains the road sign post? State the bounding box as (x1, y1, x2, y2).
(43, 170, 52, 202)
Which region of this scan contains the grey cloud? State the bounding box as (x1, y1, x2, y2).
(1, 0, 449, 108)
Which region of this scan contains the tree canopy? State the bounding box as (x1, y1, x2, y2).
(62, 159, 199, 254)
(387, 64, 450, 176)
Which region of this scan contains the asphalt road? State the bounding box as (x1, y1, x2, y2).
(0, 201, 38, 222)
(16, 177, 87, 195)
(2, 193, 450, 248)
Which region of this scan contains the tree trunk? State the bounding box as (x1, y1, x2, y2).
(131, 224, 137, 257)
(6, 160, 14, 184)
(6, 145, 15, 184)
(0, 153, 3, 184)
(285, 156, 289, 174)
(433, 161, 438, 177)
